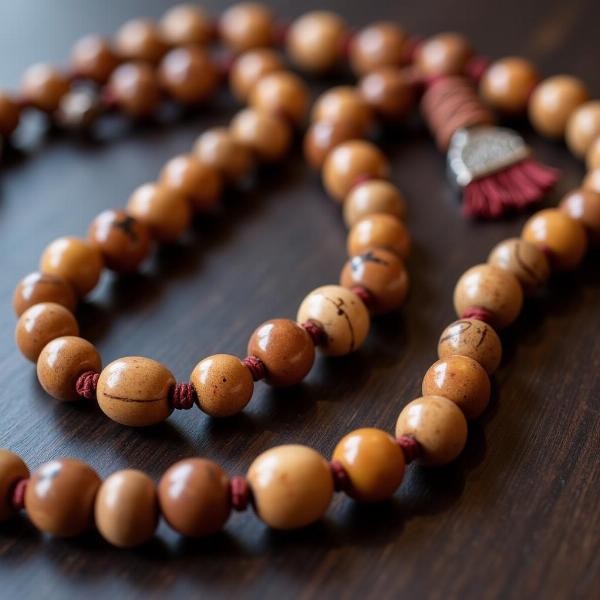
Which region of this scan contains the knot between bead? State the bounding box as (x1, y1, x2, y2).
(461, 306, 495, 324)
(242, 356, 267, 381)
(230, 476, 252, 511)
(75, 370, 99, 400)
(396, 434, 421, 464)
(350, 285, 374, 309)
(170, 383, 197, 410)
(330, 460, 352, 493)
(11, 478, 28, 511)
(301, 320, 326, 346)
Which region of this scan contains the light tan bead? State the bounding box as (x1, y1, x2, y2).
(583, 168, 600, 194)
(565, 101, 600, 158)
(70, 35, 119, 84)
(311, 86, 373, 136)
(332, 428, 405, 502)
(303, 120, 363, 170)
(13, 271, 76, 317)
(159, 4, 213, 47)
(522, 208, 588, 271)
(96, 357, 175, 427)
(358, 66, 417, 121)
(343, 179, 406, 227)
(248, 445, 333, 530)
(249, 71, 309, 126)
(286, 11, 347, 73)
(107, 62, 161, 119)
(16, 303, 79, 363)
(415, 33, 473, 77)
(127, 182, 191, 243)
(347, 214, 411, 259)
(229, 48, 283, 102)
(190, 354, 254, 417)
(20, 64, 70, 113)
(37, 336, 101, 402)
(322, 140, 390, 201)
(297, 285, 370, 356)
(487, 238, 550, 294)
(0, 450, 29, 522)
(586, 138, 600, 171)
(560, 188, 600, 245)
(219, 3, 275, 53)
(95, 469, 158, 548)
(0, 92, 21, 136)
(422, 356, 490, 420)
(114, 18, 167, 64)
(349, 22, 408, 76)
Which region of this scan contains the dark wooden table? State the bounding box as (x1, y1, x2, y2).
(0, 1, 598, 598)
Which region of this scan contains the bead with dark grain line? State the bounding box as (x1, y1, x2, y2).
(249, 71, 309, 126)
(219, 3, 275, 53)
(303, 120, 363, 170)
(159, 4, 213, 47)
(107, 62, 161, 119)
(13, 272, 76, 317)
(559, 187, 600, 245)
(230, 48, 284, 102)
(70, 35, 119, 84)
(358, 66, 416, 121)
(0, 92, 21, 136)
(349, 22, 408, 76)
(311, 86, 373, 136)
(20, 64, 70, 113)
(415, 32, 473, 77)
(347, 214, 411, 259)
(114, 18, 167, 64)
(0, 450, 29, 522)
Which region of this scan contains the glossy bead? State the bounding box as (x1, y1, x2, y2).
(95, 469, 158, 548)
(422, 356, 490, 420)
(230, 108, 292, 163)
(190, 354, 254, 417)
(528, 75, 589, 139)
(343, 179, 407, 227)
(487, 238, 551, 294)
(297, 285, 370, 356)
(415, 32, 473, 77)
(586, 138, 600, 170)
(0, 450, 29, 522)
(347, 214, 411, 259)
(438, 318, 502, 375)
(247, 319, 315, 386)
(248, 445, 333, 530)
(358, 66, 416, 121)
(559, 188, 600, 245)
(25, 459, 100, 537)
(340, 248, 409, 314)
(0, 92, 21, 136)
(583, 168, 600, 194)
(158, 47, 218, 104)
(127, 182, 191, 243)
(114, 18, 167, 64)
(323, 140, 390, 201)
(522, 208, 588, 271)
(70, 35, 119, 84)
(20, 64, 70, 113)
(39, 237, 103, 297)
(286, 11, 347, 73)
(88, 209, 152, 272)
(349, 22, 408, 76)
(36, 336, 101, 402)
(158, 458, 230, 537)
(107, 62, 161, 119)
(160, 154, 222, 212)
(311, 86, 373, 136)
(332, 428, 405, 502)
(219, 3, 275, 53)
(15, 303, 79, 363)
(96, 357, 175, 427)
(565, 101, 600, 158)
(479, 57, 539, 114)
(13, 271, 76, 317)
(159, 4, 213, 47)
(249, 71, 309, 126)
(303, 120, 363, 170)
(229, 48, 283, 102)
(55, 88, 104, 130)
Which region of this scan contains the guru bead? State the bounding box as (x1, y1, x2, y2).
(414, 32, 473, 77)
(70, 35, 119, 84)
(358, 66, 417, 121)
(349, 22, 408, 76)
(219, 2, 276, 53)
(559, 188, 600, 245)
(96, 357, 175, 427)
(343, 179, 407, 227)
(13, 271, 76, 317)
(20, 63, 70, 113)
(247, 445, 333, 530)
(114, 18, 167, 64)
(565, 101, 600, 158)
(0, 92, 21, 136)
(395, 395, 468, 466)
(159, 4, 213, 47)
(229, 48, 284, 102)
(249, 71, 309, 126)
(311, 86, 373, 136)
(0, 450, 29, 521)
(303, 120, 363, 170)
(107, 62, 161, 119)
(347, 214, 411, 259)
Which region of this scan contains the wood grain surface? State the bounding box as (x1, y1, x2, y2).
(0, 1, 598, 598)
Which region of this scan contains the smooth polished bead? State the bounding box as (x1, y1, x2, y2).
(96, 357, 175, 427)
(95, 469, 158, 548)
(322, 140, 390, 201)
(565, 101, 600, 158)
(487, 238, 550, 294)
(114, 18, 167, 64)
(20, 64, 70, 113)
(107, 62, 161, 119)
(303, 120, 363, 170)
(159, 4, 213, 47)
(15, 303, 79, 363)
(219, 3, 275, 53)
(13, 272, 76, 317)
(415, 33, 473, 77)
(340, 248, 409, 314)
(586, 138, 600, 170)
(559, 188, 600, 245)
(438, 318, 502, 375)
(249, 71, 309, 126)
(248, 445, 333, 530)
(297, 285, 370, 356)
(247, 319, 315, 386)
(55, 88, 103, 130)
(332, 428, 405, 502)
(347, 214, 411, 259)
(311, 86, 373, 136)
(25, 459, 100, 537)
(343, 179, 407, 227)
(358, 66, 416, 121)
(127, 182, 191, 243)
(0, 450, 29, 522)
(70, 35, 119, 84)
(528, 75, 589, 139)
(349, 22, 408, 76)
(37, 336, 101, 402)
(583, 168, 600, 194)
(229, 48, 284, 102)
(286, 11, 347, 73)
(0, 92, 21, 136)
(395, 396, 468, 466)
(522, 208, 588, 271)
(158, 458, 230, 537)
(190, 354, 254, 417)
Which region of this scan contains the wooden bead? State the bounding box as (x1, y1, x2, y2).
(487, 238, 550, 294)
(20, 64, 70, 113)
(160, 154, 223, 212)
(349, 22, 408, 76)
(347, 214, 411, 259)
(219, 3, 275, 53)
(37, 336, 101, 402)
(415, 33, 473, 77)
(107, 62, 161, 119)
(247, 319, 315, 386)
(159, 4, 213, 47)
(311, 86, 373, 136)
(297, 285, 370, 356)
(158, 458, 230, 537)
(343, 179, 407, 227)
(55, 88, 103, 131)
(422, 356, 490, 420)
(586, 138, 600, 170)
(96, 357, 175, 427)
(0, 91, 21, 136)
(114, 18, 167, 64)
(303, 120, 363, 170)
(583, 168, 600, 194)
(127, 182, 191, 243)
(340, 248, 409, 315)
(479, 57, 539, 114)
(332, 428, 405, 502)
(13, 271, 76, 317)
(358, 66, 416, 121)
(528, 75, 589, 139)
(39, 237, 103, 297)
(88, 209, 152, 272)
(95, 469, 158, 548)
(438, 318, 502, 375)
(70, 35, 119, 84)
(190, 354, 254, 417)
(25, 458, 100, 537)
(229, 48, 283, 102)
(0, 450, 29, 522)
(248, 445, 333, 529)
(158, 47, 218, 104)
(249, 71, 309, 126)
(522, 208, 588, 271)
(15, 302, 79, 363)
(559, 188, 600, 245)
(565, 101, 600, 158)
(230, 108, 292, 163)
(286, 11, 347, 73)
(322, 140, 390, 201)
